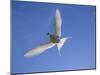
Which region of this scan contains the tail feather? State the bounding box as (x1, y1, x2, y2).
(56, 37, 67, 56)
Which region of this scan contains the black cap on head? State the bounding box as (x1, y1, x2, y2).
(47, 32, 50, 35)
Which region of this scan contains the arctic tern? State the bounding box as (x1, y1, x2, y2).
(24, 9, 71, 57)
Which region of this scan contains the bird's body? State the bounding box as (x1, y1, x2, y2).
(50, 35, 60, 43)
(24, 9, 70, 57)
(48, 32, 60, 43)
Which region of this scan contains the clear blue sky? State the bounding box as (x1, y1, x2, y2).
(11, 1, 96, 74)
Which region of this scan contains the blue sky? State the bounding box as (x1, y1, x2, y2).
(11, 1, 96, 74)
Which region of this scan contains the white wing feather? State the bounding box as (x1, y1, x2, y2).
(24, 42, 55, 57)
(55, 9, 62, 37)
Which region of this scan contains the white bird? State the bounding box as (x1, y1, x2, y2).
(24, 9, 70, 57)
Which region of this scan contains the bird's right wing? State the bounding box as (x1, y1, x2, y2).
(55, 9, 62, 37)
(24, 42, 55, 57)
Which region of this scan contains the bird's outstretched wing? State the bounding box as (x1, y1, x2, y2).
(24, 42, 55, 57)
(55, 9, 62, 37)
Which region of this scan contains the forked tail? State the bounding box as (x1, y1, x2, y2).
(56, 37, 71, 56)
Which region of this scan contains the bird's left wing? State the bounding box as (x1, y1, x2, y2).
(24, 42, 55, 57)
(55, 9, 62, 37)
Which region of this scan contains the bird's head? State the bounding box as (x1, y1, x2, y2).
(47, 32, 50, 35)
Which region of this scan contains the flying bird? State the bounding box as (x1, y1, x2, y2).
(24, 9, 70, 57)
